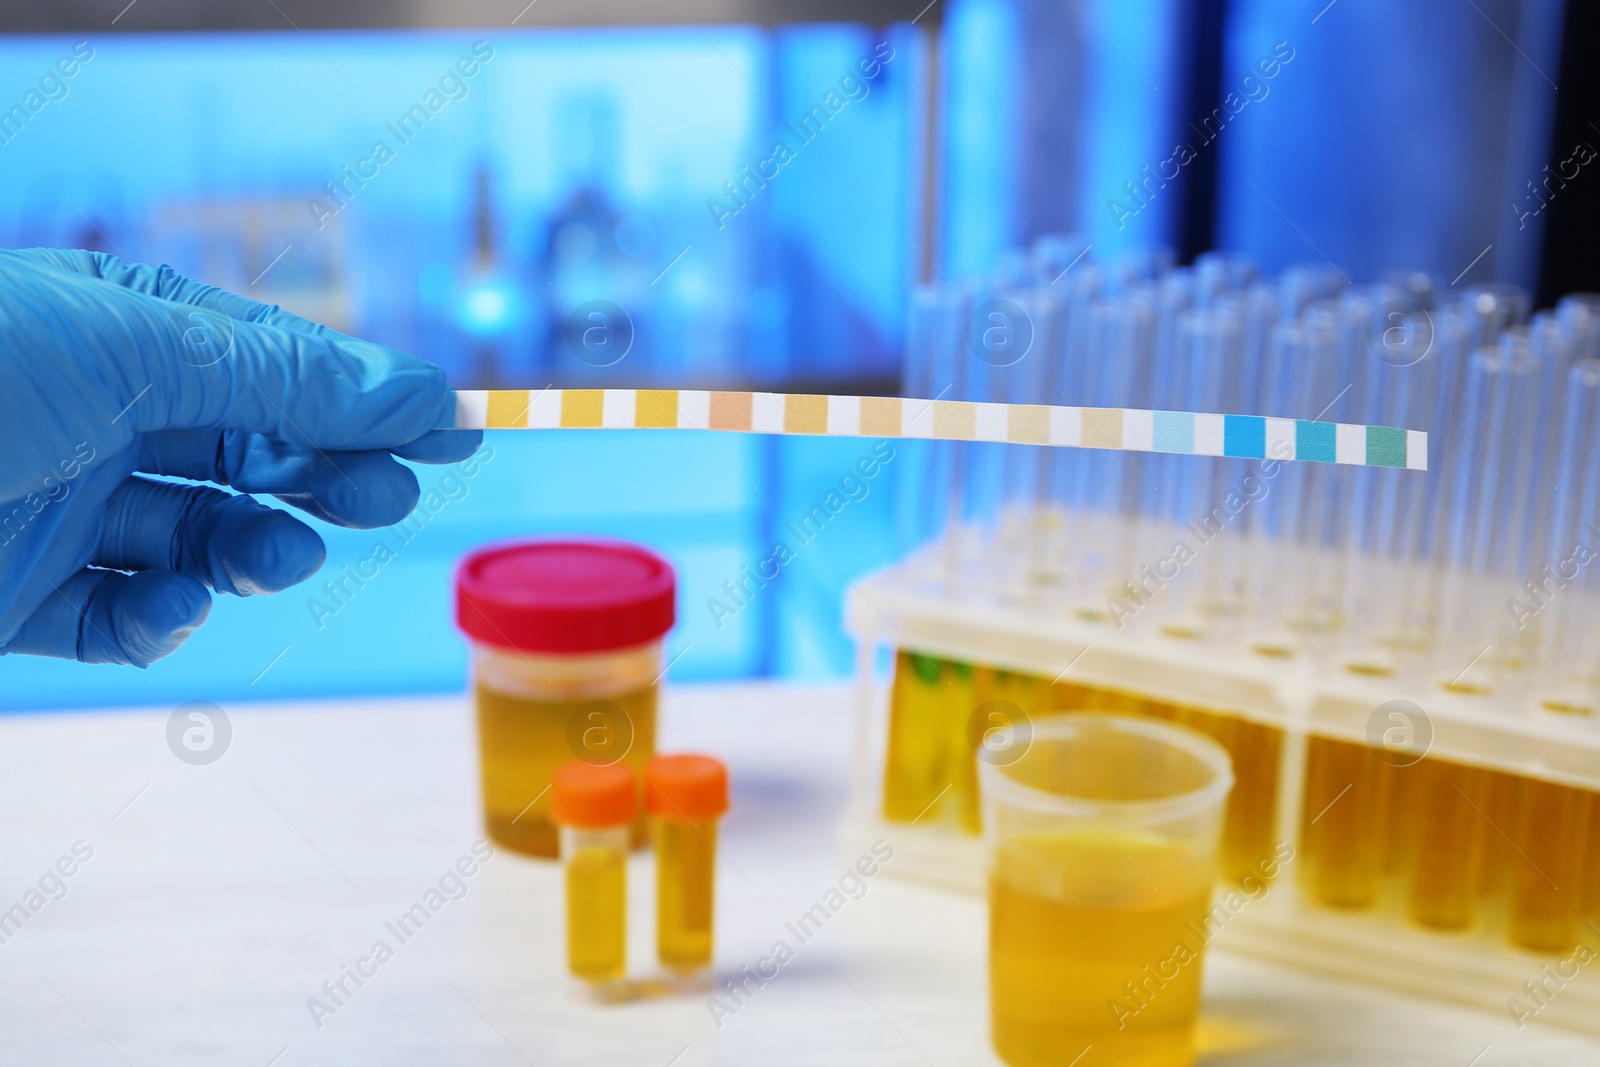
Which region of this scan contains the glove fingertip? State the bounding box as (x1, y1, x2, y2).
(391, 429, 484, 464)
(94, 571, 213, 668)
(228, 509, 326, 594)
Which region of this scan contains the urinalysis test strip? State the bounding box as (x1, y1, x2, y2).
(448, 389, 1428, 470)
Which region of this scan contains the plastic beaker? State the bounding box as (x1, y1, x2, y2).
(980, 714, 1234, 1067)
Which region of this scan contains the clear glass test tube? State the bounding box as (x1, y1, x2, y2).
(1279, 262, 1349, 320)
(1438, 336, 1552, 688)
(1359, 288, 1445, 660)
(1537, 360, 1600, 710)
(1457, 283, 1531, 352)
(1192, 250, 1258, 307)
(1557, 293, 1600, 365)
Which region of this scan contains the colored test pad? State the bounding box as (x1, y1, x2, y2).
(448, 389, 1428, 470)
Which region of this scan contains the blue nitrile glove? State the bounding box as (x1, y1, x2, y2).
(0, 248, 481, 667)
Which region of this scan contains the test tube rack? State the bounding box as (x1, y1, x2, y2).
(840, 240, 1600, 1035)
(842, 554, 1600, 1035)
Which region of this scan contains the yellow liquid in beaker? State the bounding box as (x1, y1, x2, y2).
(990, 831, 1214, 1067)
(655, 819, 717, 971)
(566, 843, 627, 982)
(476, 681, 657, 857)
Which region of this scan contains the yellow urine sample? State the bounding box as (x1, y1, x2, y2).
(1051, 681, 1151, 717)
(1402, 757, 1486, 930)
(1173, 708, 1282, 887)
(883, 652, 971, 824)
(990, 830, 1214, 1067)
(476, 682, 657, 857)
(655, 819, 717, 971)
(1507, 778, 1597, 953)
(958, 668, 1052, 834)
(566, 842, 627, 982)
(1585, 815, 1600, 923)
(1299, 736, 1397, 910)
(1476, 768, 1521, 901)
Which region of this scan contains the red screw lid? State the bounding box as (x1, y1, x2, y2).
(454, 538, 676, 654)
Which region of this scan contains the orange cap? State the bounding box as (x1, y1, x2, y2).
(551, 761, 636, 828)
(646, 754, 729, 822)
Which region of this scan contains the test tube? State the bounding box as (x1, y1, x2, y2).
(1028, 232, 1092, 288)
(1377, 268, 1444, 311)
(1359, 287, 1445, 658)
(1557, 293, 1600, 365)
(1438, 334, 1554, 684)
(1279, 262, 1348, 319)
(1456, 283, 1530, 352)
(1154, 304, 1242, 633)
(1537, 360, 1600, 708)
(1037, 265, 1104, 597)
(882, 650, 974, 827)
(552, 761, 636, 986)
(1104, 245, 1175, 294)
(1507, 779, 1597, 952)
(1192, 250, 1258, 306)
(646, 754, 729, 974)
(1075, 295, 1155, 609)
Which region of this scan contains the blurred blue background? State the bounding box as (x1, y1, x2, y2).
(0, 0, 1577, 709)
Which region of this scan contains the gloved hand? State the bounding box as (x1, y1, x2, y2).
(0, 248, 480, 666)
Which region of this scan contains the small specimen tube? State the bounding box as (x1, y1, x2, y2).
(646, 754, 730, 973)
(552, 761, 636, 985)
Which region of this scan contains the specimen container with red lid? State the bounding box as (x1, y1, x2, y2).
(455, 538, 676, 858)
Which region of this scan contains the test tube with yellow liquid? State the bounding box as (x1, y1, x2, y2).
(1507, 778, 1597, 953)
(1404, 756, 1488, 931)
(552, 761, 636, 986)
(980, 714, 1233, 1067)
(1170, 706, 1283, 887)
(1299, 735, 1398, 910)
(646, 754, 729, 973)
(882, 651, 972, 824)
(961, 667, 1053, 833)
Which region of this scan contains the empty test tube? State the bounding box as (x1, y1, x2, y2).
(1280, 262, 1348, 319)
(1456, 283, 1531, 352)
(1536, 360, 1600, 709)
(1438, 334, 1555, 683)
(646, 754, 729, 973)
(1193, 250, 1258, 306)
(1557, 293, 1600, 364)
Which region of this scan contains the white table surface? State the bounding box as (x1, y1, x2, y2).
(1, 681, 1596, 1066)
